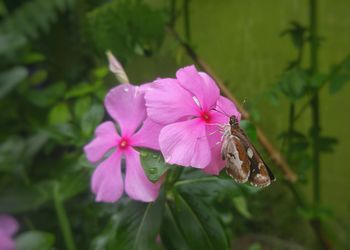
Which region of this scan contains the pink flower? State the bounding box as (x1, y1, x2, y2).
(0, 215, 18, 250)
(145, 65, 241, 174)
(84, 84, 163, 203)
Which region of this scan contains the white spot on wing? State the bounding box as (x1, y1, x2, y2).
(247, 148, 253, 158)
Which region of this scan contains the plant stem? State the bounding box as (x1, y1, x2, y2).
(53, 183, 76, 250)
(183, 0, 191, 42)
(287, 103, 295, 162)
(309, 0, 321, 208)
(169, 0, 177, 28)
(309, 1, 332, 249)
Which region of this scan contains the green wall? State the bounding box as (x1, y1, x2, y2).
(131, 0, 350, 217)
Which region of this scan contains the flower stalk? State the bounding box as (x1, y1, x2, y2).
(53, 183, 76, 250)
(309, 0, 321, 208)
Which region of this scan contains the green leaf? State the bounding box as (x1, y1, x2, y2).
(29, 69, 48, 85)
(0, 67, 28, 99)
(317, 136, 338, 153)
(248, 243, 263, 250)
(175, 176, 241, 202)
(21, 52, 46, 64)
(160, 202, 189, 250)
(0, 186, 48, 213)
(109, 197, 165, 250)
(162, 190, 228, 250)
(140, 149, 170, 183)
(25, 132, 49, 158)
(310, 73, 327, 88)
(49, 102, 71, 125)
(46, 123, 77, 142)
(81, 104, 104, 136)
(27, 81, 66, 107)
(278, 68, 307, 100)
(0, 136, 26, 172)
(329, 74, 350, 94)
(74, 96, 92, 120)
(65, 82, 96, 99)
(93, 66, 109, 79)
(0, 32, 27, 55)
(232, 196, 252, 219)
(56, 171, 88, 200)
(87, 0, 165, 61)
(329, 56, 350, 94)
(280, 21, 307, 50)
(16, 231, 55, 250)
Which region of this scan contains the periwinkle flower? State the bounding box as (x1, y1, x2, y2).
(84, 84, 163, 203)
(0, 214, 18, 250)
(145, 65, 241, 174)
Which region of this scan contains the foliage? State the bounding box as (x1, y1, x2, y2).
(0, 0, 348, 249)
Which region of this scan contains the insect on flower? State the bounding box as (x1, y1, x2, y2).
(221, 115, 275, 188)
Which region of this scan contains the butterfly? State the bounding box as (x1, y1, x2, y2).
(221, 115, 275, 188)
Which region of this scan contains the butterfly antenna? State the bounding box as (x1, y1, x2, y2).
(213, 104, 230, 118)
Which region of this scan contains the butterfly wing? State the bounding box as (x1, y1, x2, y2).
(234, 128, 275, 188)
(221, 131, 250, 183)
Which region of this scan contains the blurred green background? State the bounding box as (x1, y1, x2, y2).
(1, 0, 349, 249)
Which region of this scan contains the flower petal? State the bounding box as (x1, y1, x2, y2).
(159, 118, 211, 168)
(105, 84, 146, 136)
(176, 65, 220, 110)
(215, 96, 241, 122)
(0, 215, 18, 236)
(91, 151, 123, 203)
(203, 96, 241, 174)
(125, 148, 160, 202)
(84, 121, 119, 163)
(0, 232, 15, 250)
(131, 118, 163, 150)
(202, 125, 226, 175)
(145, 78, 198, 124)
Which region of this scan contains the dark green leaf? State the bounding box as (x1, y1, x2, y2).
(87, 0, 165, 61)
(310, 73, 327, 88)
(81, 104, 104, 136)
(140, 149, 170, 183)
(175, 176, 241, 202)
(26, 81, 66, 107)
(0, 32, 27, 55)
(278, 68, 307, 100)
(16, 231, 55, 250)
(160, 202, 189, 250)
(0, 67, 28, 99)
(329, 74, 350, 94)
(280, 21, 307, 49)
(58, 171, 88, 200)
(0, 186, 49, 213)
(0, 136, 26, 172)
(163, 190, 228, 250)
(317, 136, 338, 153)
(109, 197, 165, 250)
(329, 56, 350, 94)
(47, 123, 77, 142)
